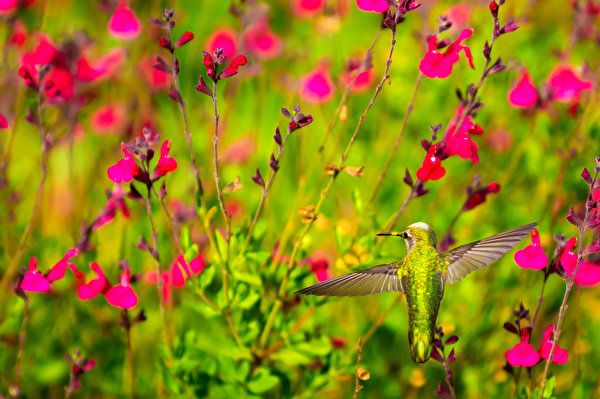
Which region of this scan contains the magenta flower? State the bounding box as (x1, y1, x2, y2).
(419, 28, 474, 79)
(93, 185, 130, 231)
(559, 237, 578, 276)
(171, 254, 206, 288)
(139, 55, 171, 91)
(108, 2, 141, 41)
(341, 57, 376, 93)
(0, 114, 7, 129)
(514, 229, 548, 270)
(243, 18, 282, 60)
(77, 263, 111, 300)
(356, 0, 390, 12)
(20, 257, 51, 293)
(538, 325, 568, 364)
(206, 28, 238, 60)
(309, 258, 331, 282)
(505, 327, 540, 367)
(0, 0, 17, 15)
(107, 143, 141, 183)
(47, 248, 80, 282)
(174, 31, 194, 48)
(105, 268, 138, 309)
(144, 270, 173, 305)
(220, 55, 248, 79)
(573, 261, 600, 286)
(547, 65, 593, 103)
(299, 61, 336, 104)
(91, 103, 126, 135)
(293, 0, 326, 17)
(76, 48, 124, 82)
(508, 68, 538, 108)
(463, 182, 500, 210)
(416, 146, 446, 182)
(152, 140, 178, 179)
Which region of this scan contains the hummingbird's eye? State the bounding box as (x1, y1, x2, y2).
(402, 232, 409, 239)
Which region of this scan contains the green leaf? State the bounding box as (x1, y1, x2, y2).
(248, 367, 279, 394)
(352, 187, 363, 213)
(181, 226, 191, 251)
(200, 264, 216, 288)
(215, 230, 228, 261)
(232, 270, 262, 287)
(237, 290, 260, 309)
(543, 375, 556, 399)
(295, 337, 332, 357)
(271, 347, 311, 366)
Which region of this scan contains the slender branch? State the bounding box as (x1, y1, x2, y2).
(125, 311, 136, 399)
(16, 296, 28, 389)
(442, 357, 457, 399)
(531, 273, 549, 331)
(150, 184, 182, 254)
(352, 337, 365, 399)
(260, 22, 399, 349)
(538, 168, 599, 398)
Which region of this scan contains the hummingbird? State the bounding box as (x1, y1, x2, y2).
(295, 222, 537, 363)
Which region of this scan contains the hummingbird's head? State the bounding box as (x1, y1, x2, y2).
(377, 222, 437, 253)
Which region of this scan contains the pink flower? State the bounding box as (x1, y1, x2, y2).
(77, 263, 111, 300)
(0, 114, 7, 129)
(514, 229, 548, 270)
(152, 140, 177, 179)
(300, 61, 336, 104)
(443, 106, 481, 163)
(309, 258, 331, 282)
(93, 185, 130, 231)
(105, 268, 138, 309)
(356, 0, 389, 12)
(331, 337, 346, 348)
(419, 28, 474, 79)
(293, 0, 326, 17)
(559, 237, 578, 276)
(446, 3, 472, 29)
(139, 55, 171, 91)
(170, 254, 206, 288)
(20, 257, 50, 293)
(224, 137, 256, 164)
(538, 325, 568, 364)
(416, 146, 446, 181)
(91, 103, 126, 135)
(220, 54, 248, 79)
(243, 18, 282, 60)
(508, 68, 538, 108)
(206, 28, 238, 60)
(573, 261, 600, 286)
(46, 248, 80, 282)
(9, 19, 27, 46)
(108, 2, 141, 41)
(76, 48, 125, 82)
(0, 0, 18, 15)
(505, 327, 540, 367)
(463, 182, 500, 210)
(547, 65, 593, 103)
(174, 31, 194, 48)
(341, 57, 375, 93)
(107, 143, 141, 184)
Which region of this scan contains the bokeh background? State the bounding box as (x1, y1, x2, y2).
(0, 0, 599, 398)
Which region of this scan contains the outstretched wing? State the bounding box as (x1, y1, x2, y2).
(295, 262, 404, 297)
(442, 222, 537, 284)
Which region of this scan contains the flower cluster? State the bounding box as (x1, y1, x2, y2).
(145, 254, 206, 305)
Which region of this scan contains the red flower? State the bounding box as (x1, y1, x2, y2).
(547, 65, 593, 103)
(341, 57, 376, 93)
(139, 55, 171, 91)
(445, 3, 473, 29)
(170, 254, 205, 288)
(300, 61, 336, 104)
(243, 18, 282, 60)
(107, 143, 141, 183)
(508, 68, 538, 108)
(514, 229, 548, 270)
(309, 258, 331, 282)
(152, 140, 177, 179)
(443, 106, 481, 163)
(93, 185, 130, 231)
(505, 327, 540, 367)
(220, 55, 248, 79)
(416, 146, 446, 182)
(356, 0, 389, 12)
(9, 19, 27, 46)
(105, 268, 138, 309)
(559, 237, 578, 276)
(91, 103, 126, 135)
(46, 248, 80, 282)
(538, 325, 568, 364)
(76, 48, 124, 82)
(573, 261, 600, 286)
(205, 28, 238, 61)
(108, 2, 141, 41)
(0, 114, 8, 129)
(0, 0, 18, 15)
(463, 182, 500, 210)
(174, 31, 194, 48)
(293, 0, 326, 17)
(419, 28, 474, 79)
(77, 262, 111, 300)
(20, 257, 50, 293)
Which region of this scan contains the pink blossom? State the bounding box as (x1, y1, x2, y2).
(152, 140, 177, 179)
(443, 106, 481, 163)
(573, 261, 600, 286)
(0, 114, 7, 129)
(300, 61, 336, 104)
(419, 28, 474, 79)
(108, 2, 141, 41)
(20, 257, 51, 293)
(224, 137, 256, 164)
(293, 0, 326, 17)
(341, 58, 375, 93)
(559, 237, 578, 276)
(538, 325, 568, 364)
(243, 18, 282, 60)
(139, 55, 170, 91)
(0, 0, 18, 15)
(446, 3, 472, 29)
(76, 48, 124, 82)
(77, 263, 111, 300)
(206, 28, 238, 60)
(94, 185, 130, 231)
(105, 268, 138, 309)
(220, 54, 248, 79)
(91, 103, 126, 135)
(356, 0, 389, 12)
(416, 146, 446, 182)
(46, 248, 80, 282)
(514, 229, 548, 270)
(505, 327, 540, 367)
(9, 20, 27, 46)
(309, 258, 331, 282)
(463, 182, 500, 210)
(547, 65, 593, 103)
(508, 68, 538, 108)
(107, 143, 141, 183)
(170, 254, 206, 288)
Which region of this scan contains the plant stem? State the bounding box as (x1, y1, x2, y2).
(150, 184, 182, 254)
(538, 169, 599, 398)
(442, 357, 457, 399)
(260, 22, 399, 348)
(352, 337, 365, 399)
(531, 273, 549, 331)
(125, 311, 136, 399)
(16, 296, 28, 389)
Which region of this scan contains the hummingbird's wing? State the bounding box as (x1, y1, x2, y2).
(294, 262, 404, 297)
(441, 222, 537, 284)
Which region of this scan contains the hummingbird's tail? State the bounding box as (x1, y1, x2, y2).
(409, 329, 433, 363)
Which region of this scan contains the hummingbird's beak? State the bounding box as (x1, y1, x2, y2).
(376, 232, 403, 237)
